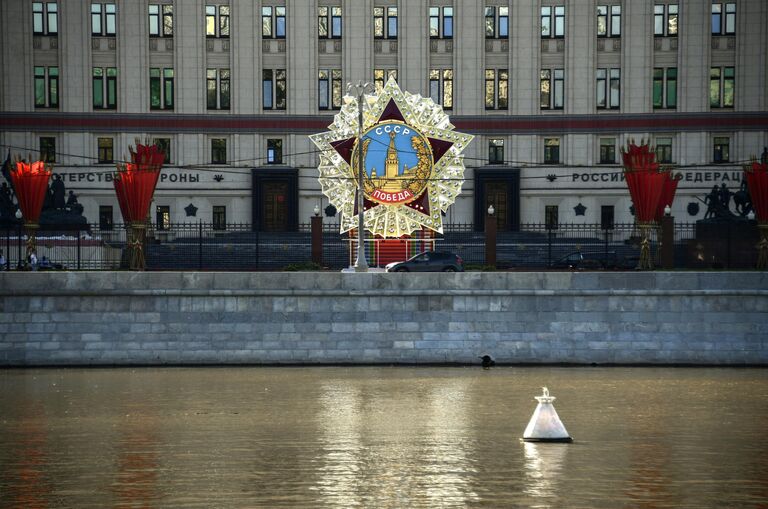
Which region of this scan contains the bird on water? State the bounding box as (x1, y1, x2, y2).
(479, 355, 495, 369)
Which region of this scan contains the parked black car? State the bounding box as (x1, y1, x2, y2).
(385, 251, 465, 272)
(550, 251, 617, 270)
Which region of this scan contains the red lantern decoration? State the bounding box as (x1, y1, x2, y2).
(621, 141, 670, 270)
(744, 161, 768, 268)
(113, 143, 165, 270)
(10, 160, 52, 257)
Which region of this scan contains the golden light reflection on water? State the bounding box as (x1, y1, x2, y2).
(0, 367, 766, 508)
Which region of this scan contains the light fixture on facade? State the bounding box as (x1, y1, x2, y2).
(664, 204, 671, 216)
(747, 210, 756, 221)
(313, 204, 320, 217)
(487, 204, 495, 216)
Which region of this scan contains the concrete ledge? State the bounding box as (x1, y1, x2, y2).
(2, 271, 767, 366)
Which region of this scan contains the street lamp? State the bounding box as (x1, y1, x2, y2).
(487, 204, 495, 216)
(664, 204, 671, 217)
(313, 204, 321, 217)
(347, 80, 374, 272)
(747, 210, 756, 221)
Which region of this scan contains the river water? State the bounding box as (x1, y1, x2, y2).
(1, 367, 766, 508)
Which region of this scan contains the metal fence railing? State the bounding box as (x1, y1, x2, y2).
(0, 221, 753, 271)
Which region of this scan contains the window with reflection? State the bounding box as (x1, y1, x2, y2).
(263, 69, 286, 110)
(33, 2, 58, 35)
(541, 69, 564, 109)
(489, 139, 504, 164)
(149, 4, 173, 36)
(655, 137, 673, 163)
(544, 138, 560, 164)
(98, 137, 113, 164)
(99, 206, 113, 230)
(374, 69, 397, 91)
(156, 205, 170, 230)
(545, 205, 559, 229)
(207, 69, 230, 110)
(713, 137, 730, 163)
(40, 137, 56, 163)
(485, 69, 508, 110)
(599, 138, 615, 164)
(150, 68, 174, 110)
(711, 3, 735, 35)
(267, 139, 283, 164)
(153, 138, 171, 164)
(35, 66, 59, 108)
(213, 206, 226, 230)
(263, 6, 286, 38)
(429, 6, 453, 38)
(710, 67, 734, 108)
(211, 139, 227, 164)
(93, 67, 117, 110)
(542, 5, 565, 38)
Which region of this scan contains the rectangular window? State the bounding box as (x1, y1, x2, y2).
(206, 5, 216, 37)
(154, 138, 171, 164)
(653, 68, 663, 108)
(275, 69, 286, 110)
(723, 67, 734, 107)
(150, 68, 174, 109)
(92, 68, 103, 108)
(318, 70, 329, 109)
(597, 6, 607, 37)
(429, 69, 440, 104)
(263, 70, 274, 109)
(597, 68, 607, 108)
(331, 7, 342, 38)
(429, 7, 439, 38)
(97, 137, 113, 164)
(33, 2, 58, 35)
(666, 68, 677, 108)
(47, 3, 58, 35)
(553, 69, 564, 109)
(267, 139, 283, 164)
(91, 4, 102, 35)
(610, 6, 621, 36)
(105, 4, 116, 35)
(99, 205, 113, 230)
(540, 70, 551, 109)
(156, 205, 170, 230)
(206, 69, 229, 110)
(541, 7, 551, 38)
(601, 205, 614, 230)
(609, 69, 620, 109)
(211, 139, 227, 164)
(275, 6, 286, 38)
(599, 138, 615, 164)
(163, 5, 173, 35)
(35, 66, 46, 107)
(262, 7, 273, 37)
(654, 5, 664, 35)
(33, 3, 44, 34)
(48, 67, 58, 107)
(499, 7, 508, 37)
(374, 7, 384, 38)
(443, 7, 453, 38)
(656, 137, 672, 163)
(485, 69, 496, 109)
(93, 68, 117, 109)
(149, 5, 160, 36)
(219, 6, 230, 37)
(668, 5, 678, 35)
(443, 69, 453, 109)
(544, 138, 560, 164)
(711, 3, 722, 34)
(374, 69, 397, 92)
(554, 6, 565, 37)
(387, 7, 397, 38)
(724, 3, 735, 35)
(713, 137, 730, 163)
(40, 137, 56, 163)
(489, 139, 504, 164)
(710, 67, 721, 107)
(332, 69, 342, 109)
(485, 69, 508, 110)
(318, 7, 328, 37)
(485, 7, 495, 38)
(545, 205, 559, 229)
(212, 206, 226, 230)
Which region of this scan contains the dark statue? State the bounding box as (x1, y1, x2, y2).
(0, 181, 17, 225)
(762, 147, 768, 164)
(701, 182, 751, 221)
(38, 175, 88, 228)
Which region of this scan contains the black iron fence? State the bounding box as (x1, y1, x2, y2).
(0, 220, 755, 271)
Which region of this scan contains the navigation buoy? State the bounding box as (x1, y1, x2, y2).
(523, 387, 573, 443)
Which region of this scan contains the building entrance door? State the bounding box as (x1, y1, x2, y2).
(262, 181, 289, 231)
(484, 181, 508, 231)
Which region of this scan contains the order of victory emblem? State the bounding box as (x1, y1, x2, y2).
(309, 78, 473, 238)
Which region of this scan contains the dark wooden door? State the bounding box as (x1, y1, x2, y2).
(484, 180, 508, 231)
(262, 181, 289, 231)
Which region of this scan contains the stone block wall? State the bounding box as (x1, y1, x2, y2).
(1, 271, 766, 365)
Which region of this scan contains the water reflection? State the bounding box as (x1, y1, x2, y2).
(0, 367, 766, 508)
(523, 442, 567, 500)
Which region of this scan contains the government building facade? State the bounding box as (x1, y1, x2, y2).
(1, 0, 766, 232)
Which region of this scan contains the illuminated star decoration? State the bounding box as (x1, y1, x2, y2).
(309, 77, 473, 238)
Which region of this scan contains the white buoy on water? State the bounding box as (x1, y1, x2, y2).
(523, 387, 573, 443)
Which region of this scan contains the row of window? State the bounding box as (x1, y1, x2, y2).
(31, 3, 738, 39)
(35, 134, 734, 168)
(487, 136, 732, 165)
(32, 66, 737, 111)
(97, 205, 228, 231)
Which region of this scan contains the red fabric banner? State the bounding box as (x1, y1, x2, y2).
(744, 162, 768, 222)
(621, 143, 668, 223)
(10, 161, 51, 223)
(655, 173, 681, 222)
(112, 144, 164, 223)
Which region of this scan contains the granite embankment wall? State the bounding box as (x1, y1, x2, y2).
(1, 271, 767, 366)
